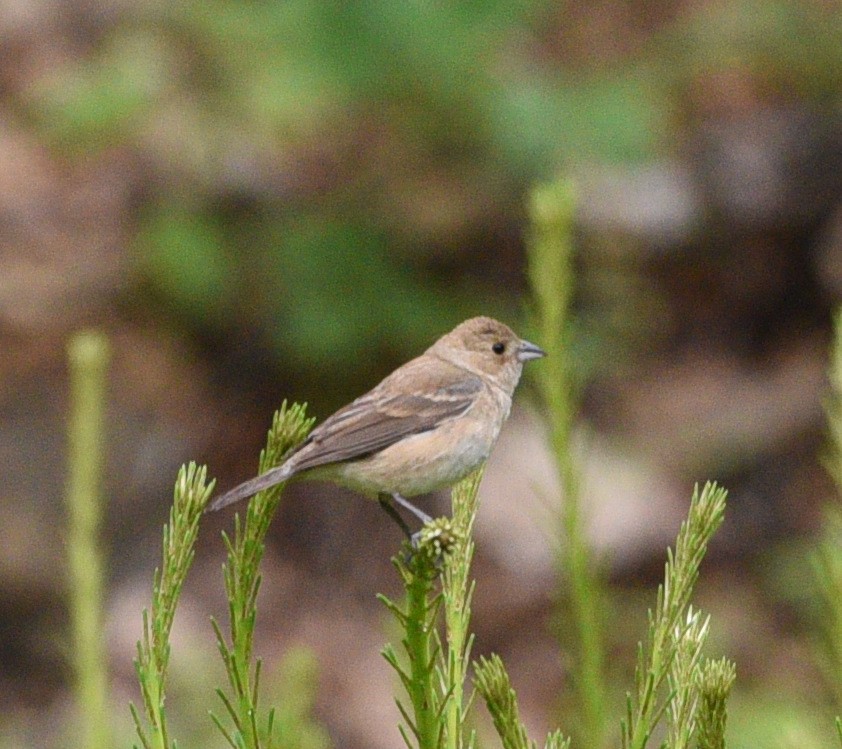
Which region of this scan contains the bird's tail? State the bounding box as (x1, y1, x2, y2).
(207, 463, 295, 512)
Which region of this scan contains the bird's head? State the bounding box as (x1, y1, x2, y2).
(428, 316, 545, 395)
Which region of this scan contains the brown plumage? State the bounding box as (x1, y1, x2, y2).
(208, 317, 545, 536)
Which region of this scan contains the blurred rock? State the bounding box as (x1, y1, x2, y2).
(577, 161, 702, 247)
(574, 108, 842, 247)
(609, 336, 828, 477)
(479, 408, 687, 580)
(692, 107, 842, 229)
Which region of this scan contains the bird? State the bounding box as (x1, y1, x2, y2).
(208, 316, 545, 539)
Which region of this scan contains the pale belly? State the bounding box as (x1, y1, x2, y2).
(322, 405, 506, 497)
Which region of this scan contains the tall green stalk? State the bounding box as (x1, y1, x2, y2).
(211, 401, 314, 749)
(527, 178, 608, 748)
(380, 471, 484, 749)
(131, 462, 215, 749)
(380, 538, 447, 749)
(621, 482, 728, 749)
(440, 469, 483, 749)
(66, 330, 112, 749)
(381, 468, 575, 749)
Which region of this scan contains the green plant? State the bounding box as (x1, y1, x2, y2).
(527, 177, 609, 748)
(131, 401, 317, 749)
(378, 470, 484, 749)
(131, 462, 215, 749)
(524, 179, 736, 749)
(381, 470, 573, 749)
(210, 401, 314, 749)
(621, 482, 730, 749)
(473, 653, 571, 749)
(66, 331, 112, 749)
(695, 658, 737, 749)
(380, 530, 449, 749)
(379, 471, 733, 749)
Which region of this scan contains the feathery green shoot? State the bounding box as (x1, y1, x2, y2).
(695, 657, 736, 749)
(380, 539, 445, 749)
(131, 462, 215, 749)
(439, 469, 484, 749)
(665, 608, 711, 749)
(379, 470, 483, 749)
(211, 401, 314, 749)
(474, 654, 572, 749)
(621, 481, 727, 749)
(474, 654, 533, 749)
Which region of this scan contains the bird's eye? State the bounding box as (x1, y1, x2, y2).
(492, 342, 506, 355)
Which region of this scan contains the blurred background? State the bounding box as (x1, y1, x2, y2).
(2, 0, 842, 747)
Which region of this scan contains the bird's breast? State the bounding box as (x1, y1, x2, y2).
(329, 387, 509, 497)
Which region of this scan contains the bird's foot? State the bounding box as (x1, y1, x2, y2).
(402, 516, 463, 570)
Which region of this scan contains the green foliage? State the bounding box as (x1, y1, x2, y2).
(211, 401, 315, 749)
(25, 0, 679, 388)
(136, 204, 235, 326)
(379, 470, 488, 749)
(381, 470, 573, 749)
(526, 181, 735, 749)
(527, 177, 609, 748)
(131, 462, 215, 749)
(473, 654, 534, 749)
(66, 331, 112, 749)
(696, 658, 737, 749)
(380, 537, 446, 749)
(131, 401, 320, 749)
(621, 482, 728, 749)
(665, 608, 711, 749)
(439, 469, 483, 749)
(474, 654, 571, 749)
(667, 607, 710, 749)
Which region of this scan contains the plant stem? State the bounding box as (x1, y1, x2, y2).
(406, 560, 441, 749)
(441, 469, 483, 749)
(212, 402, 314, 749)
(380, 475, 483, 749)
(132, 462, 215, 749)
(66, 330, 112, 749)
(623, 482, 727, 749)
(528, 178, 608, 748)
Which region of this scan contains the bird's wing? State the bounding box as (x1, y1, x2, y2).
(290, 362, 483, 472)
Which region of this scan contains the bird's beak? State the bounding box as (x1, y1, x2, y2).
(516, 339, 546, 362)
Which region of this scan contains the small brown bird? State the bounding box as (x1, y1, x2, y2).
(209, 316, 545, 538)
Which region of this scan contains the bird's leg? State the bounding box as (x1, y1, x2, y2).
(390, 493, 434, 550)
(391, 492, 432, 524)
(378, 494, 413, 540)
(379, 493, 434, 550)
